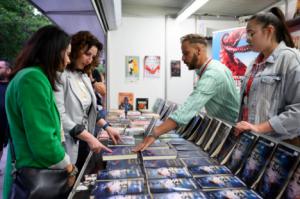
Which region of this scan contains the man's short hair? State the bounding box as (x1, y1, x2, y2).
(181, 34, 207, 46)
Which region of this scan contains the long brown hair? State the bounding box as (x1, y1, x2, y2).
(67, 31, 103, 74)
(10, 25, 70, 90)
(249, 7, 294, 48)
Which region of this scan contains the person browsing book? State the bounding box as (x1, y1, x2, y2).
(235, 7, 300, 147)
(55, 31, 120, 169)
(134, 34, 240, 151)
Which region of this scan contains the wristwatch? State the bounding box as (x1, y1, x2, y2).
(102, 122, 111, 130)
(69, 165, 78, 177)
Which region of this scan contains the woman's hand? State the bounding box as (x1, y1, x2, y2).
(87, 136, 112, 153)
(106, 126, 121, 144)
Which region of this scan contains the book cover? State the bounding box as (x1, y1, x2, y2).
(136, 98, 148, 111)
(193, 116, 212, 143)
(101, 194, 150, 199)
(195, 175, 246, 190)
(216, 128, 239, 164)
(147, 142, 170, 150)
(118, 92, 134, 111)
(106, 159, 140, 170)
(146, 167, 192, 179)
(148, 178, 198, 193)
(238, 137, 275, 187)
(102, 146, 137, 161)
(92, 179, 144, 197)
(181, 157, 214, 168)
(225, 133, 257, 174)
(189, 165, 232, 176)
(282, 162, 300, 199)
(170, 60, 181, 77)
(143, 159, 183, 168)
(177, 150, 208, 158)
(97, 168, 143, 180)
(182, 116, 202, 139)
(142, 149, 177, 160)
(167, 139, 190, 146)
(153, 191, 207, 199)
(200, 119, 221, 150)
(109, 135, 135, 146)
(205, 189, 263, 199)
(256, 145, 299, 199)
(207, 123, 231, 157)
(175, 144, 199, 151)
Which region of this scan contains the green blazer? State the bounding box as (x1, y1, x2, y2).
(3, 67, 67, 199)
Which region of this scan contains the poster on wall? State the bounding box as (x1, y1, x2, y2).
(125, 56, 139, 81)
(136, 98, 149, 111)
(170, 60, 181, 77)
(144, 56, 160, 78)
(212, 27, 258, 88)
(118, 92, 134, 111)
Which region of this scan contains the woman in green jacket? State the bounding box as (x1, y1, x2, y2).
(3, 25, 75, 199)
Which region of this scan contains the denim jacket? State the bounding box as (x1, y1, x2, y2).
(239, 42, 300, 140)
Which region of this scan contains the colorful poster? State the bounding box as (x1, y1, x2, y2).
(136, 98, 149, 111)
(170, 60, 181, 77)
(125, 56, 139, 81)
(212, 27, 258, 87)
(144, 56, 160, 78)
(118, 92, 134, 111)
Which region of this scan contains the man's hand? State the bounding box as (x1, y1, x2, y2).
(93, 82, 106, 96)
(88, 136, 112, 153)
(132, 136, 156, 152)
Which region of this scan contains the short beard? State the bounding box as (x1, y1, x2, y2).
(187, 54, 198, 70)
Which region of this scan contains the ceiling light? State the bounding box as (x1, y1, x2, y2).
(176, 0, 209, 23)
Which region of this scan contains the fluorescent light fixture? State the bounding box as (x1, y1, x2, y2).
(176, 0, 209, 23)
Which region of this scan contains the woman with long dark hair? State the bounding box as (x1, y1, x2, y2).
(3, 25, 75, 199)
(236, 7, 300, 146)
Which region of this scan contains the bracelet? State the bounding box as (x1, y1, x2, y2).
(69, 165, 78, 177)
(102, 122, 110, 130)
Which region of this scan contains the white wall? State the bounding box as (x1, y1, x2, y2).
(107, 16, 165, 110)
(107, 15, 241, 109)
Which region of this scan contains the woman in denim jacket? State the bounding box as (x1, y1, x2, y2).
(236, 7, 300, 146)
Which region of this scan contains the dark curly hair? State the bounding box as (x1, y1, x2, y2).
(67, 31, 103, 74)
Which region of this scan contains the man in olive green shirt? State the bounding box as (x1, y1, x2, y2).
(134, 34, 239, 151)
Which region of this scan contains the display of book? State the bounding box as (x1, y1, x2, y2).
(215, 128, 239, 164)
(195, 117, 212, 145)
(195, 175, 247, 190)
(92, 179, 145, 197)
(152, 191, 207, 199)
(101, 194, 151, 199)
(205, 189, 263, 199)
(189, 165, 232, 176)
(102, 146, 137, 161)
(177, 150, 208, 158)
(256, 144, 299, 199)
(97, 168, 143, 181)
(238, 137, 276, 187)
(281, 162, 300, 199)
(225, 132, 257, 174)
(143, 159, 183, 168)
(145, 167, 191, 179)
(181, 157, 215, 168)
(191, 116, 212, 143)
(148, 178, 198, 193)
(106, 159, 140, 170)
(200, 118, 221, 151)
(141, 149, 177, 160)
(207, 122, 232, 157)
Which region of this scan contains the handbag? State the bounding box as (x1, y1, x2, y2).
(8, 136, 71, 199)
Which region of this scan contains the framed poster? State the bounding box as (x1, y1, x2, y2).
(144, 56, 160, 78)
(136, 98, 149, 111)
(171, 60, 181, 77)
(125, 56, 139, 81)
(118, 92, 134, 111)
(212, 27, 258, 87)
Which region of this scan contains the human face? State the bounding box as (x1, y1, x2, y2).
(181, 41, 199, 70)
(75, 46, 98, 70)
(0, 61, 10, 81)
(59, 44, 71, 72)
(246, 19, 271, 52)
